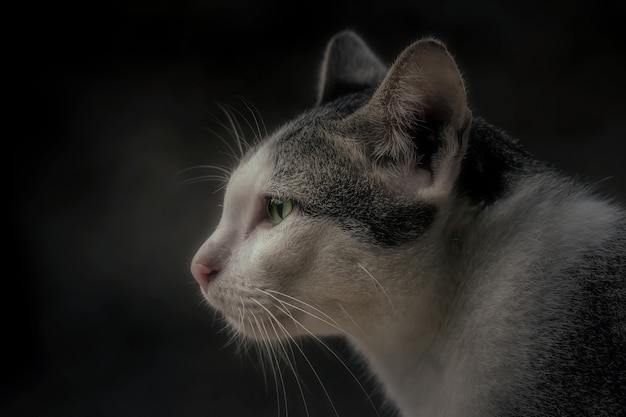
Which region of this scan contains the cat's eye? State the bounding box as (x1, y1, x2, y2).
(266, 197, 294, 225)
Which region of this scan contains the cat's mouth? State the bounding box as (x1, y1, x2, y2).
(220, 304, 302, 342)
(207, 286, 336, 342)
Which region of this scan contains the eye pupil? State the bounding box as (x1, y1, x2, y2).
(266, 197, 294, 224)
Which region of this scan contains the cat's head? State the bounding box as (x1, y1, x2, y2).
(191, 31, 471, 342)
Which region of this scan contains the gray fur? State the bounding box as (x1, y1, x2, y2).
(191, 31, 626, 417)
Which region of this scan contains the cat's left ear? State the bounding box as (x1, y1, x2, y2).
(317, 31, 387, 105)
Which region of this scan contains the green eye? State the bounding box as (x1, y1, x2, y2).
(266, 197, 294, 224)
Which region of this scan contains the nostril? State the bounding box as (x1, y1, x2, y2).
(191, 263, 219, 290)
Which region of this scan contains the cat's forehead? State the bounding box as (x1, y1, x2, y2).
(266, 90, 373, 151)
(263, 115, 362, 199)
(265, 91, 374, 171)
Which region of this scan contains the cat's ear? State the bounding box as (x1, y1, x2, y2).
(317, 31, 387, 106)
(358, 38, 472, 197)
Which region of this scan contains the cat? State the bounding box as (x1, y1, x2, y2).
(190, 31, 626, 417)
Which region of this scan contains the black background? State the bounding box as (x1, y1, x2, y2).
(6, 1, 626, 416)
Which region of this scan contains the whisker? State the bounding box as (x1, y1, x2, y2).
(227, 103, 253, 155)
(237, 297, 246, 331)
(357, 263, 394, 310)
(259, 289, 346, 333)
(251, 299, 311, 417)
(336, 302, 371, 341)
(227, 101, 264, 144)
(174, 164, 232, 177)
(238, 96, 269, 140)
(216, 103, 247, 159)
(258, 290, 381, 417)
(211, 181, 228, 194)
(268, 306, 340, 417)
(274, 300, 381, 417)
(176, 173, 228, 182)
(222, 298, 250, 356)
(203, 125, 240, 163)
(220, 308, 243, 350)
(265, 321, 298, 417)
(246, 308, 273, 397)
(176, 175, 229, 187)
(222, 103, 258, 148)
(173, 164, 230, 191)
(246, 311, 269, 388)
(255, 314, 289, 417)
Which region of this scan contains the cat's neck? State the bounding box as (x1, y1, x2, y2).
(347, 281, 465, 417)
(343, 242, 463, 417)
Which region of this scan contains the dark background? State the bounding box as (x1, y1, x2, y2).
(6, 1, 626, 416)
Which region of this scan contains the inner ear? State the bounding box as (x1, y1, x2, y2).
(317, 31, 387, 105)
(411, 122, 441, 174)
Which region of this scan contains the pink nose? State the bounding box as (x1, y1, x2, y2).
(191, 263, 219, 291)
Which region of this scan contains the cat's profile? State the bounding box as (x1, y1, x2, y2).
(191, 31, 625, 417)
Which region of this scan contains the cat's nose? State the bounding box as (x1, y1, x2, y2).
(191, 262, 219, 291)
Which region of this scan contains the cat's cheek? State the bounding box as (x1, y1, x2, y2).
(253, 223, 313, 280)
(250, 219, 274, 236)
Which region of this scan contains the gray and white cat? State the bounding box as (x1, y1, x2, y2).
(191, 31, 625, 417)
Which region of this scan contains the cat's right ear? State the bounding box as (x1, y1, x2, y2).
(316, 31, 387, 106)
(355, 38, 472, 200)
